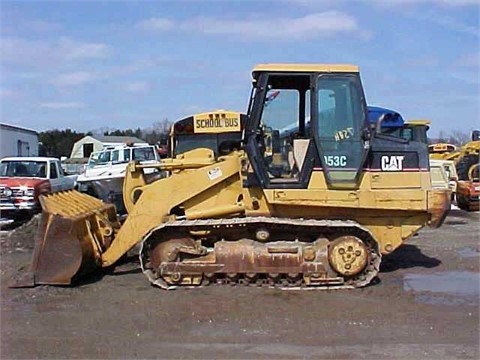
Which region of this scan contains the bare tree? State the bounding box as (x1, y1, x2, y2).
(448, 131, 471, 146)
(151, 118, 172, 135)
(429, 130, 471, 146)
(90, 126, 116, 136)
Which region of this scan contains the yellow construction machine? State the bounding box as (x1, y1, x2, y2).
(428, 131, 479, 211)
(24, 64, 450, 289)
(452, 133, 480, 211)
(429, 143, 457, 159)
(456, 163, 479, 211)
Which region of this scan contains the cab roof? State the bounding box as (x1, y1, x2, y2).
(1, 156, 59, 162)
(252, 64, 359, 73)
(406, 119, 432, 126)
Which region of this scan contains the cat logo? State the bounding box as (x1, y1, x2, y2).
(381, 155, 404, 171)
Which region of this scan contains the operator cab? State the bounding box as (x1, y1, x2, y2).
(245, 64, 369, 189)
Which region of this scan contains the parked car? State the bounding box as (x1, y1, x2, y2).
(429, 159, 451, 191)
(76, 143, 162, 214)
(0, 157, 77, 222)
(60, 156, 89, 175)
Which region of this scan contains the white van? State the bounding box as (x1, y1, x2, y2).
(430, 158, 458, 199)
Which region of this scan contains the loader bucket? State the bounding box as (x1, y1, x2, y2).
(15, 190, 120, 287)
(427, 188, 451, 229)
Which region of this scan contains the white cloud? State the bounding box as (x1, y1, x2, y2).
(374, 0, 480, 6)
(124, 81, 150, 93)
(108, 57, 169, 77)
(0, 38, 53, 66)
(448, 72, 480, 85)
(40, 102, 86, 109)
(22, 20, 62, 33)
(0, 37, 111, 67)
(456, 53, 480, 68)
(139, 11, 360, 40)
(0, 89, 20, 98)
(437, 0, 480, 4)
(286, 0, 344, 7)
(58, 37, 110, 60)
(181, 105, 202, 117)
(137, 17, 175, 31)
(189, 12, 357, 39)
(428, 14, 480, 37)
(403, 55, 440, 68)
(394, 9, 480, 38)
(51, 72, 99, 87)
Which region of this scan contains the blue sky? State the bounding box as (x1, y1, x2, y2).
(1, 0, 478, 137)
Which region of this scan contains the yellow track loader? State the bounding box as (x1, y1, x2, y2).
(23, 64, 450, 289)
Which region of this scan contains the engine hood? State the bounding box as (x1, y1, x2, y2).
(0, 177, 49, 188)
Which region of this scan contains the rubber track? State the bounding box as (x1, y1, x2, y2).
(140, 217, 382, 290)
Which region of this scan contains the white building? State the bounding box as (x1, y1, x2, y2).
(0, 123, 39, 158)
(70, 135, 148, 158)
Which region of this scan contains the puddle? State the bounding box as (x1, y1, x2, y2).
(404, 271, 479, 296)
(457, 247, 480, 258)
(404, 271, 480, 306)
(444, 219, 468, 226)
(414, 293, 478, 306)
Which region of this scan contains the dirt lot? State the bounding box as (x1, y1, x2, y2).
(1, 208, 479, 359)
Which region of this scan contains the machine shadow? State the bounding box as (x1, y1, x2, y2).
(109, 254, 142, 276)
(380, 244, 441, 273)
(74, 255, 141, 286)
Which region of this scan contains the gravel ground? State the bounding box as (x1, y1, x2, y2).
(0, 208, 479, 359)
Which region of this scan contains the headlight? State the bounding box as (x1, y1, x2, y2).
(3, 187, 12, 197)
(25, 188, 35, 197)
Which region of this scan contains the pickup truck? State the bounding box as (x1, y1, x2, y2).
(0, 157, 77, 222)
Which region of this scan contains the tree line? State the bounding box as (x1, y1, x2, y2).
(39, 119, 172, 158)
(429, 130, 473, 146)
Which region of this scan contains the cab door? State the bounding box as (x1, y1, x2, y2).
(48, 162, 62, 192)
(314, 74, 369, 189)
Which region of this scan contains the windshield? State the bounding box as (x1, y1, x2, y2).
(380, 125, 427, 144)
(175, 134, 217, 155)
(87, 146, 157, 168)
(0, 160, 48, 178)
(132, 147, 156, 161)
(87, 151, 110, 168)
(174, 133, 242, 156)
(261, 89, 299, 130)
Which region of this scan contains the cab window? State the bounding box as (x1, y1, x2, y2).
(111, 150, 120, 163)
(50, 163, 58, 179)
